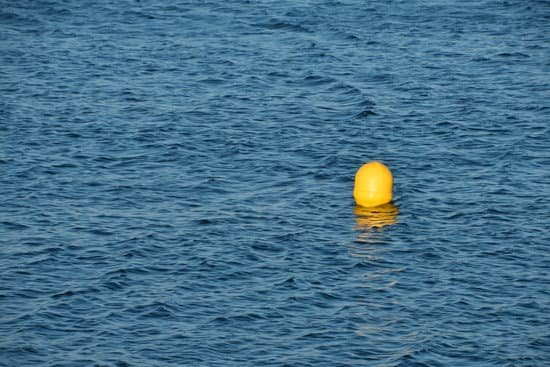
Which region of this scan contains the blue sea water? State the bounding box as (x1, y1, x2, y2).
(1, 0, 549, 365)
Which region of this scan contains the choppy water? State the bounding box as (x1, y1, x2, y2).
(1, 0, 550, 366)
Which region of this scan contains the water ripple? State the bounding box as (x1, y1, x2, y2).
(1, 0, 549, 366)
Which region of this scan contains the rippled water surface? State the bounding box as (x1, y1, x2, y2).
(1, 1, 549, 366)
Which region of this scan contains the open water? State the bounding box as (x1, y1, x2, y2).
(1, 0, 549, 366)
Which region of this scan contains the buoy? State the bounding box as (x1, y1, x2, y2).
(353, 161, 393, 207)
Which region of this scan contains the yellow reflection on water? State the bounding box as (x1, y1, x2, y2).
(354, 203, 399, 231)
(354, 203, 398, 243)
(351, 202, 401, 337)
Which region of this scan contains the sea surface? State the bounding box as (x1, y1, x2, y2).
(1, 1, 549, 366)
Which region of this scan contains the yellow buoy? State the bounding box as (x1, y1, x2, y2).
(353, 161, 393, 207)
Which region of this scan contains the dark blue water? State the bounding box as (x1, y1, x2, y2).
(1, 1, 549, 366)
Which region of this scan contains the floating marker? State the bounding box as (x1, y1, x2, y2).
(353, 161, 393, 207)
